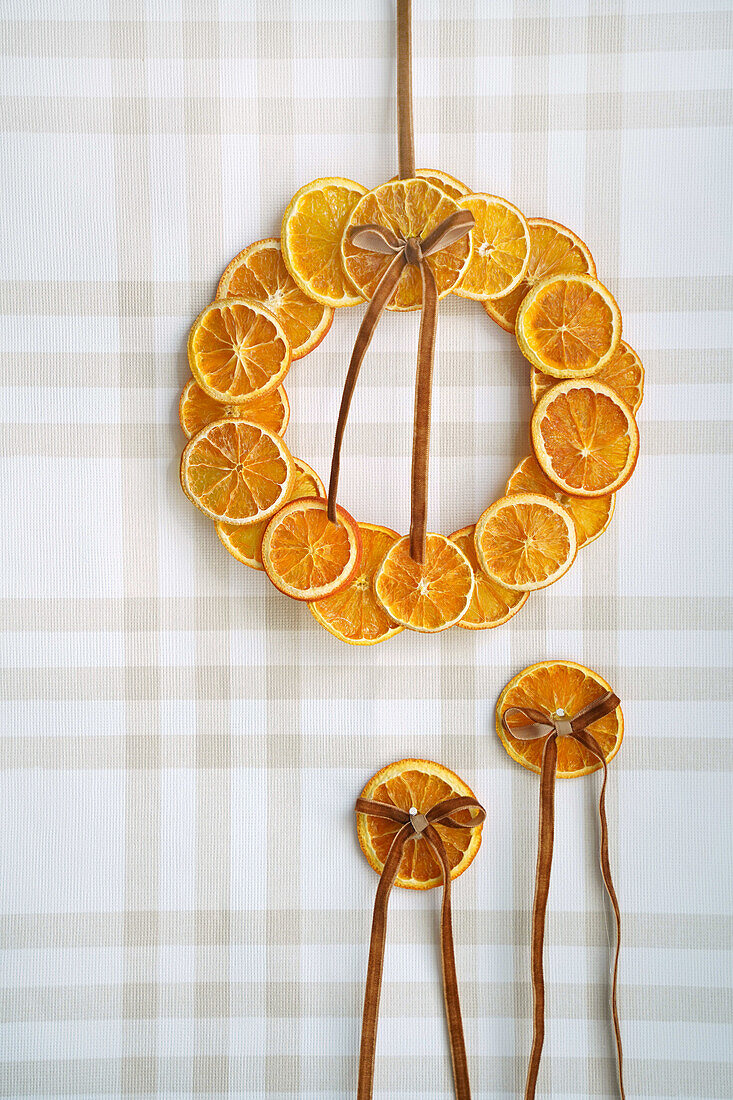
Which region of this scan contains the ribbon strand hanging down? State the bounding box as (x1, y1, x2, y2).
(501, 691, 626, 1100)
(354, 793, 486, 1100)
(327, 211, 474, 563)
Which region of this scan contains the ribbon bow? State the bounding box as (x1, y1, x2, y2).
(327, 207, 475, 563)
(354, 793, 486, 1099)
(502, 691, 626, 1100)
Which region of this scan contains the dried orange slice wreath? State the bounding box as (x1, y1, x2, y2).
(179, 169, 642, 643)
(356, 758, 484, 889)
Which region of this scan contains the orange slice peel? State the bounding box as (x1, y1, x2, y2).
(531, 379, 640, 497)
(180, 419, 293, 525)
(517, 273, 621, 378)
(261, 497, 362, 601)
(374, 533, 475, 633)
(474, 493, 577, 591)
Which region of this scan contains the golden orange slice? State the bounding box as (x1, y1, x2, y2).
(216, 458, 324, 570)
(484, 218, 595, 332)
(389, 168, 471, 200)
(531, 339, 644, 413)
(453, 194, 530, 300)
(188, 298, 291, 403)
(309, 523, 403, 645)
(261, 497, 362, 601)
(217, 238, 333, 359)
(374, 533, 474, 633)
(506, 455, 614, 549)
(341, 179, 472, 311)
(281, 177, 367, 307)
(356, 758, 484, 890)
(178, 378, 290, 439)
(531, 379, 640, 497)
(180, 419, 293, 525)
(516, 273, 621, 378)
(474, 493, 577, 591)
(449, 526, 529, 629)
(496, 660, 623, 778)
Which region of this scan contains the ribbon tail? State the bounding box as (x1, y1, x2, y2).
(327, 251, 406, 522)
(409, 261, 438, 562)
(357, 821, 411, 1100)
(425, 823, 472, 1100)
(525, 733, 557, 1100)
(573, 729, 625, 1099)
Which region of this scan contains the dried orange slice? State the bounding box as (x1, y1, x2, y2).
(453, 194, 530, 300)
(341, 179, 472, 311)
(180, 419, 293, 525)
(516, 273, 621, 378)
(484, 218, 595, 332)
(261, 497, 362, 601)
(531, 339, 644, 413)
(497, 660, 623, 778)
(216, 458, 324, 570)
(389, 168, 470, 200)
(374, 533, 474, 633)
(217, 238, 333, 359)
(356, 758, 483, 890)
(309, 523, 403, 645)
(188, 298, 291, 403)
(281, 177, 367, 307)
(531, 379, 640, 497)
(475, 493, 577, 591)
(506, 456, 614, 549)
(448, 527, 529, 629)
(178, 378, 290, 440)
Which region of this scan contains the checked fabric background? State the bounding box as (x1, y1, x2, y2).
(1, 1, 732, 1097)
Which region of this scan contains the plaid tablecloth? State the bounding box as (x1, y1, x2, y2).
(1, 2, 732, 1097)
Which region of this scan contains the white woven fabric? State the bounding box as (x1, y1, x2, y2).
(1, 1, 732, 1096)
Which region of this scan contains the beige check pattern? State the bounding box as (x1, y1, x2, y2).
(1, 1, 732, 1097)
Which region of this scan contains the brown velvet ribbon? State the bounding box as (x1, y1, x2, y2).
(354, 793, 486, 1099)
(501, 691, 626, 1099)
(327, 209, 474, 562)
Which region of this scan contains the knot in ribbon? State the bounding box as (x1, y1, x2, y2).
(355, 792, 485, 1099)
(501, 689, 621, 750)
(327, 207, 475, 563)
(502, 689, 626, 1100)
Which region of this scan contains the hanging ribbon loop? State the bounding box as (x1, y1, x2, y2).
(355, 793, 485, 1100)
(327, 208, 474, 564)
(501, 690, 625, 1100)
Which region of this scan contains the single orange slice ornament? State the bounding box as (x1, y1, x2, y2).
(449, 526, 529, 629)
(474, 493, 577, 591)
(341, 178, 472, 311)
(531, 379, 640, 497)
(281, 177, 368, 307)
(453, 194, 530, 300)
(216, 458, 324, 570)
(180, 419, 293, 525)
(374, 533, 474, 633)
(506, 455, 614, 548)
(178, 378, 290, 439)
(517, 273, 621, 378)
(188, 298, 291, 403)
(261, 497, 362, 601)
(497, 660, 623, 778)
(356, 758, 483, 890)
(309, 523, 403, 645)
(484, 217, 595, 332)
(531, 338, 644, 414)
(217, 238, 333, 359)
